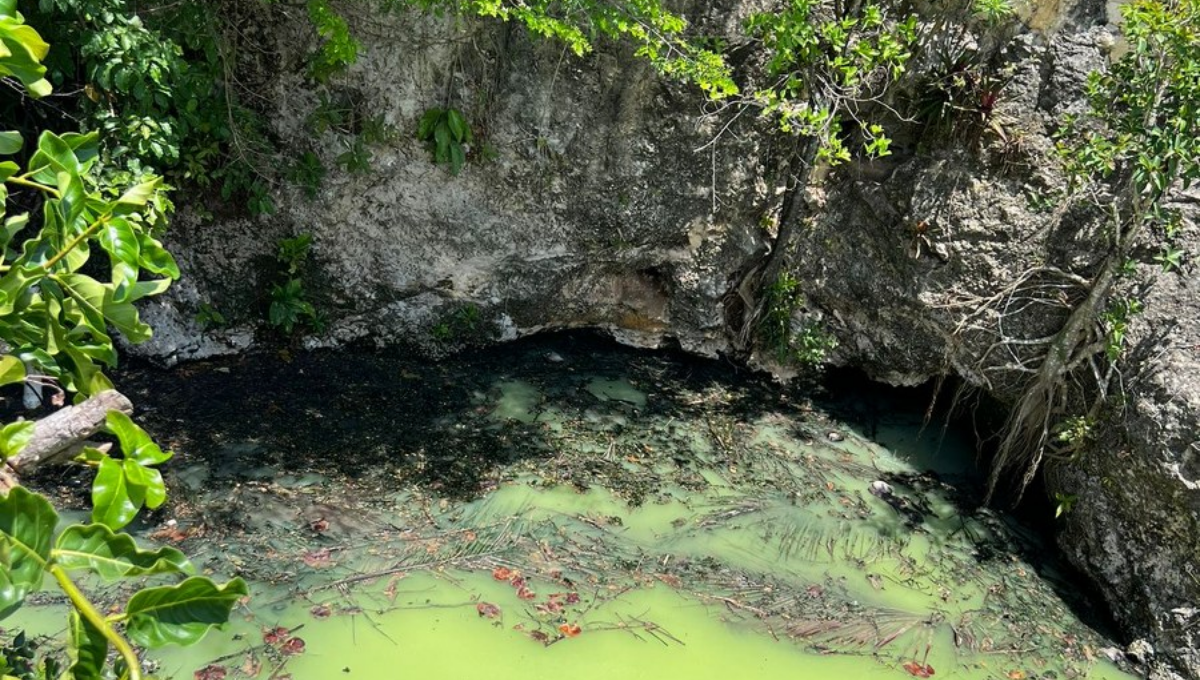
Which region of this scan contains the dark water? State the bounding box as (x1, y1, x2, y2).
(10, 331, 1132, 680)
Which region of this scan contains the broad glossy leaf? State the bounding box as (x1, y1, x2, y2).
(0, 265, 39, 316)
(0, 420, 34, 460)
(126, 278, 171, 302)
(0, 159, 18, 182)
(106, 411, 171, 465)
(57, 273, 152, 343)
(0, 212, 28, 252)
(27, 131, 79, 184)
(58, 132, 99, 169)
(91, 455, 143, 530)
(54, 523, 191, 580)
(0, 131, 20, 155)
(125, 576, 249, 648)
(112, 178, 161, 215)
(54, 169, 88, 234)
(0, 486, 58, 619)
(122, 460, 166, 509)
(137, 233, 179, 279)
(446, 109, 468, 142)
(0, 355, 23, 388)
(67, 609, 107, 680)
(98, 217, 139, 267)
(0, 17, 51, 97)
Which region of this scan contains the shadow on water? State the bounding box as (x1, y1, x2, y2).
(10, 330, 1135, 680)
(819, 366, 1122, 643)
(119, 332, 803, 497)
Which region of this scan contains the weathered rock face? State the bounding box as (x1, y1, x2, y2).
(1048, 195, 1200, 679)
(131, 1, 1199, 676)
(136, 0, 781, 365)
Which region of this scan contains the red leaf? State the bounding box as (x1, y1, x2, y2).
(280, 637, 306, 656)
(558, 623, 582, 638)
(310, 604, 332, 619)
(476, 602, 501, 618)
(194, 664, 227, 680)
(262, 627, 289, 645)
(516, 586, 536, 600)
(492, 567, 513, 581)
(902, 661, 933, 678)
(565, 592, 580, 604)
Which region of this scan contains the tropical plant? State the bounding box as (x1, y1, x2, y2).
(983, 0, 1200, 498)
(759, 272, 837, 367)
(23, 0, 276, 215)
(1, 9, 242, 680)
(387, 0, 737, 99)
(268, 234, 322, 334)
(417, 107, 473, 175)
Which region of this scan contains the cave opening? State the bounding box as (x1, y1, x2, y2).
(818, 364, 1123, 642)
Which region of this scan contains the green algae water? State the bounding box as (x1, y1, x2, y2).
(5, 333, 1134, 680)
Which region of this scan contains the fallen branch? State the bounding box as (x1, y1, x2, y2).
(1, 390, 132, 490)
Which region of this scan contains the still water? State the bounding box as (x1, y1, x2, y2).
(7, 333, 1132, 680)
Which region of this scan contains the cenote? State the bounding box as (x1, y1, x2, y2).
(9, 332, 1134, 680)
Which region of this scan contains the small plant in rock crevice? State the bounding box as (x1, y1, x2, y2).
(268, 234, 323, 335)
(288, 151, 326, 199)
(431, 303, 487, 345)
(759, 273, 838, 368)
(417, 107, 472, 175)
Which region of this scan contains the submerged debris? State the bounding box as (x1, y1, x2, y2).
(27, 333, 1129, 680)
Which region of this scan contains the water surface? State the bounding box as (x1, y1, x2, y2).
(8, 333, 1132, 680)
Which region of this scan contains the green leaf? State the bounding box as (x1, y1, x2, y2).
(122, 458, 166, 509)
(0, 159, 18, 182)
(125, 576, 248, 648)
(112, 178, 162, 215)
(98, 217, 140, 267)
(57, 273, 153, 343)
(0, 131, 21, 155)
(137, 233, 179, 279)
(433, 123, 451, 160)
(127, 278, 172, 302)
(27, 131, 80, 185)
(0, 486, 58, 619)
(417, 108, 442, 140)
(54, 523, 192, 580)
(91, 455, 143, 530)
(0, 16, 52, 97)
(106, 411, 172, 465)
(0, 355, 24, 388)
(446, 109, 468, 142)
(0, 212, 28, 251)
(0, 420, 34, 460)
(67, 609, 107, 680)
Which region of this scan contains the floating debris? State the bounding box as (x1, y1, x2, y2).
(6, 333, 1131, 680)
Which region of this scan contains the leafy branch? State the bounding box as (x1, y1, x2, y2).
(1, 9, 243, 680)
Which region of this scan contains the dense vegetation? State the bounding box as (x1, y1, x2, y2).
(2, 0, 1198, 675)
